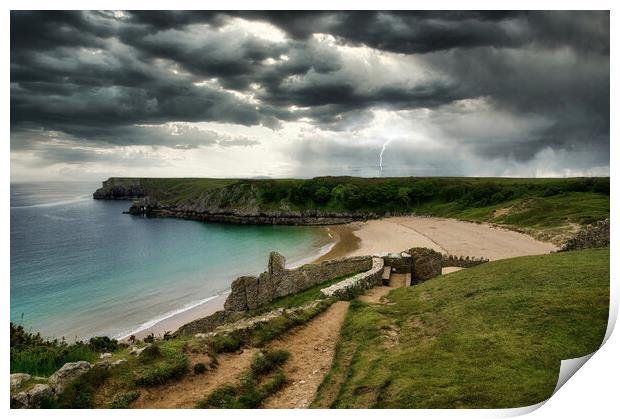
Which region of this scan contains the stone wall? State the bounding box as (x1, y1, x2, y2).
(320, 257, 384, 299)
(441, 254, 489, 268)
(561, 219, 609, 251)
(406, 247, 443, 284)
(383, 248, 488, 284)
(175, 247, 490, 336)
(224, 252, 372, 312)
(383, 252, 412, 273)
(175, 309, 245, 336)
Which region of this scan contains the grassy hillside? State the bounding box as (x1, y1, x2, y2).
(313, 248, 609, 408)
(416, 192, 609, 243)
(96, 176, 609, 241)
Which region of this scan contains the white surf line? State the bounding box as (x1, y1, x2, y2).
(115, 291, 230, 340)
(288, 240, 337, 269)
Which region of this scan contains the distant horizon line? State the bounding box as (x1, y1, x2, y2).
(9, 174, 611, 184)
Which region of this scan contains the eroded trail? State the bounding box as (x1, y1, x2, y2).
(131, 301, 350, 409)
(262, 300, 350, 408)
(133, 349, 258, 408)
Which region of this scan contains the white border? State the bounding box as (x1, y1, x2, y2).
(3, 2, 616, 418)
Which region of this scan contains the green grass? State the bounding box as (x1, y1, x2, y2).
(250, 299, 333, 346)
(134, 341, 188, 387)
(10, 345, 97, 377)
(250, 349, 290, 376)
(197, 349, 290, 408)
(53, 366, 111, 408)
(108, 391, 140, 408)
(10, 323, 98, 376)
(313, 248, 609, 408)
(206, 331, 245, 353)
(204, 298, 334, 353)
(416, 192, 609, 243)
(417, 192, 609, 227)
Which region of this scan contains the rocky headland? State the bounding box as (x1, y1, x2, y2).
(94, 177, 379, 225)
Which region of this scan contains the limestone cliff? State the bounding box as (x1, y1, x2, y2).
(93, 177, 377, 225)
(93, 178, 147, 200)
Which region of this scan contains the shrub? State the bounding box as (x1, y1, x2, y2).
(138, 344, 162, 363)
(55, 366, 110, 408)
(250, 349, 290, 376)
(197, 372, 288, 409)
(196, 384, 239, 408)
(207, 332, 244, 353)
(194, 363, 207, 375)
(134, 343, 188, 387)
(197, 348, 290, 408)
(261, 371, 287, 396)
(88, 336, 118, 353)
(108, 391, 140, 408)
(252, 301, 330, 346)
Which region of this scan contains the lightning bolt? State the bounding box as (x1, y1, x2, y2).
(379, 139, 394, 177)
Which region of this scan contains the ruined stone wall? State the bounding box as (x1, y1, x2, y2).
(320, 257, 384, 299)
(560, 219, 609, 251)
(175, 309, 245, 336)
(441, 254, 489, 268)
(224, 252, 372, 311)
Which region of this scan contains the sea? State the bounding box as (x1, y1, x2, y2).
(10, 182, 333, 340)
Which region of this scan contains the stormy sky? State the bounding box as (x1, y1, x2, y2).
(10, 11, 609, 180)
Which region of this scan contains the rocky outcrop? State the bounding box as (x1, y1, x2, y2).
(407, 247, 443, 284)
(126, 196, 160, 215)
(224, 252, 372, 311)
(95, 177, 378, 225)
(93, 178, 146, 200)
(320, 257, 384, 299)
(128, 205, 372, 225)
(48, 361, 92, 395)
(561, 219, 610, 251)
(11, 384, 52, 409)
(441, 254, 489, 268)
(11, 361, 95, 408)
(10, 373, 31, 391)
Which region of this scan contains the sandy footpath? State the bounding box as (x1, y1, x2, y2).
(133, 216, 557, 339)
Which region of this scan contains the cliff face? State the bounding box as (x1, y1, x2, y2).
(94, 177, 376, 225)
(93, 178, 147, 200)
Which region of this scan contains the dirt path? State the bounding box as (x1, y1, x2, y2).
(358, 273, 408, 304)
(358, 285, 394, 304)
(133, 349, 258, 408)
(132, 301, 351, 409)
(262, 300, 350, 408)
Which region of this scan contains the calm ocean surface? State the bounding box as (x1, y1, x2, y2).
(10, 182, 332, 340)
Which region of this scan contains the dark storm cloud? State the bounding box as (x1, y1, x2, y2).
(10, 10, 609, 169)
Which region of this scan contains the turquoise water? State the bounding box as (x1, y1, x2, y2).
(10, 182, 332, 340)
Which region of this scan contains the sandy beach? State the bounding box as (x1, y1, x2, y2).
(320, 216, 558, 261)
(133, 216, 557, 339)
